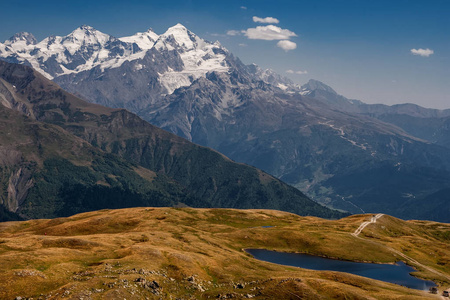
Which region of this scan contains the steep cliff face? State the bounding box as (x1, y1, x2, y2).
(0, 79, 33, 116)
(6, 167, 33, 212)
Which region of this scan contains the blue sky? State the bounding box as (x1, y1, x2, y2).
(1, 0, 449, 108)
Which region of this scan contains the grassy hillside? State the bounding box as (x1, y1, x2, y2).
(0, 207, 448, 299)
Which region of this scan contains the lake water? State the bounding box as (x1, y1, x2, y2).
(246, 249, 435, 290)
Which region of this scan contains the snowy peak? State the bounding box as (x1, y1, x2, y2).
(156, 23, 206, 51)
(62, 25, 112, 48)
(3, 32, 37, 54)
(119, 29, 159, 50)
(33, 25, 116, 61)
(301, 79, 338, 95)
(154, 24, 231, 94)
(164, 23, 190, 38)
(5, 32, 37, 46)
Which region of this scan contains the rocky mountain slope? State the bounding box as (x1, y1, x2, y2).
(0, 102, 193, 220)
(1, 25, 449, 222)
(0, 60, 343, 221)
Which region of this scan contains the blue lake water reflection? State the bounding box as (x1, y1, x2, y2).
(246, 249, 435, 290)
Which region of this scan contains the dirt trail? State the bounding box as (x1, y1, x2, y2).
(352, 213, 384, 236)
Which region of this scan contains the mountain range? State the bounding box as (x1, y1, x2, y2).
(0, 60, 344, 221)
(1, 25, 449, 222)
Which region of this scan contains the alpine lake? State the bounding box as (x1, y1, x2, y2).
(246, 249, 436, 290)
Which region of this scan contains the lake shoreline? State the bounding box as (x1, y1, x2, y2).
(244, 248, 436, 290)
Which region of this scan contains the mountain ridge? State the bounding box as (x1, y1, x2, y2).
(0, 60, 344, 221)
(301, 78, 450, 148)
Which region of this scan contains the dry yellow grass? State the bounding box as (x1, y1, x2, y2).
(0, 207, 448, 299)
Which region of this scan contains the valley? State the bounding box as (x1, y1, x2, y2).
(1, 25, 448, 221)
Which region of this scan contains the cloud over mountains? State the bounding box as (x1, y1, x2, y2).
(226, 16, 298, 52)
(277, 40, 297, 51)
(244, 25, 296, 40)
(252, 16, 280, 24)
(410, 48, 434, 57)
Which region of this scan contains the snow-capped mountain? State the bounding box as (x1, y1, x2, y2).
(152, 23, 230, 94)
(0, 24, 236, 93)
(0, 24, 291, 96)
(0, 25, 149, 78)
(1, 25, 140, 78)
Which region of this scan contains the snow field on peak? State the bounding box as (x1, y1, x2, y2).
(119, 30, 159, 50)
(159, 45, 229, 94)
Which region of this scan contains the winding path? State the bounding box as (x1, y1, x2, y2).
(352, 213, 384, 236)
(350, 213, 450, 297)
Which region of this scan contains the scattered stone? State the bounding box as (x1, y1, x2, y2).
(194, 284, 205, 292)
(147, 280, 160, 289)
(14, 269, 46, 279)
(139, 268, 150, 275)
(107, 282, 116, 288)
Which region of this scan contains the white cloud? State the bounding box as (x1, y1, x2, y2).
(239, 43, 248, 47)
(277, 40, 297, 51)
(227, 30, 242, 36)
(286, 69, 307, 74)
(240, 6, 247, 10)
(410, 48, 434, 57)
(244, 25, 297, 40)
(253, 16, 280, 24)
